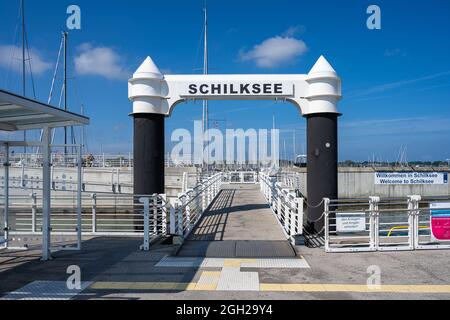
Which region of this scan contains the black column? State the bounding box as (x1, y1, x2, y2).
(133, 113, 165, 196)
(305, 113, 339, 233)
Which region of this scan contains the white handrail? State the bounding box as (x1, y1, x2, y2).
(169, 173, 223, 244)
(259, 172, 304, 244)
(324, 195, 450, 253)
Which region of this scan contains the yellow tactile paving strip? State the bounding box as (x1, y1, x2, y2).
(89, 282, 450, 293)
(223, 259, 257, 267)
(89, 257, 450, 294)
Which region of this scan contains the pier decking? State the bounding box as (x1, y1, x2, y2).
(177, 185, 295, 258)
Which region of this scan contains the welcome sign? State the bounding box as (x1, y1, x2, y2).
(375, 172, 448, 185)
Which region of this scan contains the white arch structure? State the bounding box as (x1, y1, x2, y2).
(129, 55, 341, 116)
(128, 55, 342, 232)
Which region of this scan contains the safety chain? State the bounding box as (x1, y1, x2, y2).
(311, 225, 325, 235)
(304, 198, 325, 209)
(305, 212, 326, 223)
(302, 197, 327, 223)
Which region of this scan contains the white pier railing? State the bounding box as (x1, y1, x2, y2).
(259, 172, 304, 244)
(222, 171, 258, 184)
(3, 193, 166, 237)
(144, 171, 261, 250)
(324, 196, 450, 253)
(167, 173, 223, 245)
(1, 192, 169, 252)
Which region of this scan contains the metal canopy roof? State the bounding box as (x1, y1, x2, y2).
(0, 89, 89, 131)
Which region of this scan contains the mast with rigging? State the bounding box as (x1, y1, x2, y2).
(202, 2, 209, 172)
(21, 0, 26, 152)
(63, 31, 68, 155)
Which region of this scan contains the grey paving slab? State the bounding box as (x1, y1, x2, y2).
(236, 241, 296, 258)
(216, 267, 259, 291)
(1, 280, 92, 300)
(241, 258, 310, 269)
(178, 241, 236, 258)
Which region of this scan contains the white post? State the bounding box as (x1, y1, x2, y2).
(408, 195, 421, 250)
(182, 172, 188, 193)
(20, 162, 25, 188)
(177, 203, 183, 237)
(369, 196, 380, 250)
(152, 195, 158, 235)
(3, 143, 9, 248)
(91, 193, 97, 233)
(202, 181, 207, 211)
(277, 184, 282, 219)
(76, 146, 82, 250)
(140, 197, 150, 251)
(283, 189, 290, 232)
(324, 198, 330, 252)
(170, 206, 176, 235)
(161, 194, 167, 235)
(31, 193, 37, 233)
(293, 196, 304, 237)
(41, 127, 52, 260)
(271, 178, 278, 210)
(186, 198, 191, 234)
(207, 181, 212, 206)
(216, 175, 220, 196)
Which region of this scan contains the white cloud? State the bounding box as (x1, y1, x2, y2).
(74, 44, 130, 80)
(239, 33, 308, 68)
(0, 44, 52, 75)
(282, 25, 306, 37)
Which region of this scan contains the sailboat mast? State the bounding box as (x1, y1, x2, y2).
(63, 31, 68, 155)
(21, 0, 26, 152)
(21, 0, 26, 96)
(203, 2, 209, 129)
(202, 2, 209, 171)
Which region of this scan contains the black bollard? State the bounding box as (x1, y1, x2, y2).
(133, 113, 165, 230)
(305, 112, 339, 233)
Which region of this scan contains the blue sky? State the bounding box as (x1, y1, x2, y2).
(0, 0, 450, 161)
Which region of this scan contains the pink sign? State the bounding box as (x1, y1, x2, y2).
(430, 203, 450, 242)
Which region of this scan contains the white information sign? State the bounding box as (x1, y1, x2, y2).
(336, 213, 366, 233)
(375, 172, 448, 185)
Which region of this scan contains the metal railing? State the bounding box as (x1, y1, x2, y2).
(139, 194, 167, 250)
(324, 196, 450, 252)
(274, 172, 302, 191)
(1, 193, 157, 237)
(222, 171, 258, 184)
(165, 173, 223, 247)
(0, 153, 215, 169)
(259, 172, 304, 243)
(0, 166, 133, 194)
(413, 196, 450, 250)
(0, 153, 134, 169)
(143, 171, 265, 250)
